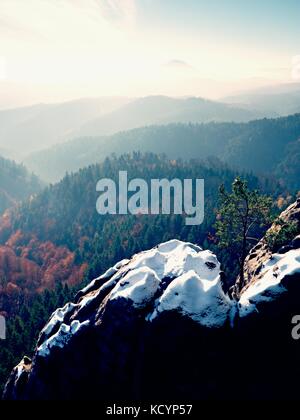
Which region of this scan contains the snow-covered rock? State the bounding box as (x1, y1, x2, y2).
(3, 204, 300, 400)
(37, 320, 90, 357)
(109, 266, 161, 308)
(40, 302, 78, 340)
(235, 198, 300, 296)
(150, 269, 232, 327)
(106, 239, 233, 326)
(4, 240, 236, 400)
(37, 239, 232, 334)
(239, 248, 300, 316)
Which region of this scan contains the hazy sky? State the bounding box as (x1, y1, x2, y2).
(0, 0, 299, 107)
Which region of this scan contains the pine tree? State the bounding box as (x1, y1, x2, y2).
(215, 177, 273, 292)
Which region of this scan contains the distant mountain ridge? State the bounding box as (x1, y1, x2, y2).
(0, 95, 266, 158)
(223, 83, 300, 116)
(0, 97, 132, 156)
(25, 114, 300, 190)
(72, 95, 266, 138)
(2, 85, 300, 158)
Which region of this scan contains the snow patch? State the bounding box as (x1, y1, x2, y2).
(150, 270, 232, 327)
(41, 303, 78, 339)
(114, 259, 130, 269)
(37, 320, 90, 357)
(110, 267, 161, 307)
(79, 293, 98, 309)
(79, 258, 129, 296)
(127, 240, 210, 280)
(106, 239, 230, 325)
(239, 249, 300, 316)
(15, 364, 24, 381)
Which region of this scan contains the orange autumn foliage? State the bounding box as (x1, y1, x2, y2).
(0, 228, 87, 297)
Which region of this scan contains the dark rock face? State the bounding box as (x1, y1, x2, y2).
(3, 202, 300, 401)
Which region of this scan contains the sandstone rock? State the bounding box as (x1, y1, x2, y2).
(4, 201, 300, 400)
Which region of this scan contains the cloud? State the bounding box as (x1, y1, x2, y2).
(95, 0, 137, 26)
(165, 59, 195, 71)
(0, 13, 47, 43)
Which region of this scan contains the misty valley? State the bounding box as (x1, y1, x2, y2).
(1, 0, 300, 403)
(0, 102, 300, 400)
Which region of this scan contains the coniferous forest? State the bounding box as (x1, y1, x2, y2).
(1, 0, 300, 403)
(0, 153, 296, 394)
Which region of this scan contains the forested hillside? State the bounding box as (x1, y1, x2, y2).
(0, 156, 41, 214)
(0, 284, 73, 396)
(3, 154, 284, 286)
(0, 153, 289, 395)
(25, 114, 300, 190)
